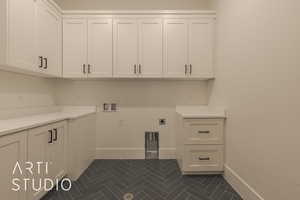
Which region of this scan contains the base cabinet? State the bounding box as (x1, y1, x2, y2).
(0, 113, 95, 200)
(27, 121, 67, 200)
(0, 132, 27, 200)
(176, 116, 225, 174)
(68, 114, 96, 180)
(27, 125, 51, 200)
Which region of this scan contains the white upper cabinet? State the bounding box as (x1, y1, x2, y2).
(63, 18, 113, 78)
(88, 19, 113, 77)
(188, 19, 214, 78)
(113, 19, 139, 77)
(1, 6, 215, 79)
(164, 18, 215, 78)
(0, 0, 62, 77)
(0, 0, 37, 72)
(63, 19, 88, 78)
(62, 15, 215, 80)
(164, 19, 189, 78)
(36, 0, 61, 76)
(138, 19, 163, 78)
(113, 18, 163, 78)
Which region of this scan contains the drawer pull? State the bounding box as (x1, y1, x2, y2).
(198, 130, 210, 134)
(198, 157, 210, 161)
(39, 56, 43, 68)
(48, 130, 53, 144)
(53, 128, 58, 141)
(83, 64, 86, 74)
(43, 57, 48, 69)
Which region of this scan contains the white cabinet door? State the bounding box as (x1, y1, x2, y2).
(189, 19, 214, 78)
(27, 125, 52, 200)
(68, 114, 96, 180)
(138, 19, 163, 78)
(0, 132, 27, 200)
(88, 19, 113, 77)
(7, 0, 37, 71)
(36, 0, 61, 76)
(164, 19, 188, 78)
(27, 121, 67, 200)
(47, 122, 67, 183)
(63, 19, 87, 78)
(113, 19, 138, 77)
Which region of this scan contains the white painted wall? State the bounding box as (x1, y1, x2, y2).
(53, 0, 213, 10)
(209, 0, 300, 199)
(54, 80, 208, 158)
(0, 71, 55, 118)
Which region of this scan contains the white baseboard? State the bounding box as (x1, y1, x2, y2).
(96, 148, 176, 159)
(223, 165, 265, 200)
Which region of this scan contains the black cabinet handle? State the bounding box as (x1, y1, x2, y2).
(48, 130, 53, 144)
(83, 64, 86, 74)
(185, 64, 188, 75)
(198, 130, 210, 134)
(199, 157, 210, 161)
(53, 128, 58, 141)
(139, 64, 141, 74)
(39, 56, 43, 68)
(134, 64, 137, 74)
(88, 64, 91, 74)
(43, 57, 48, 69)
(190, 64, 192, 74)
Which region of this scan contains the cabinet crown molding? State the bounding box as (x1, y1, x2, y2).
(46, 1, 216, 16)
(61, 10, 216, 16)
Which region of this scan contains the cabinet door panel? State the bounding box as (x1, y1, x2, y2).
(7, 0, 36, 71)
(44, 6, 61, 76)
(37, 1, 61, 76)
(113, 19, 138, 77)
(139, 19, 163, 78)
(27, 125, 52, 200)
(164, 19, 188, 77)
(63, 19, 87, 78)
(0, 132, 27, 200)
(88, 19, 113, 77)
(189, 19, 214, 78)
(68, 114, 96, 180)
(48, 122, 67, 182)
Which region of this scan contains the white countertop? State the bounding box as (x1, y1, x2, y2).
(0, 106, 96, 137)
(176, 106, 226, 119)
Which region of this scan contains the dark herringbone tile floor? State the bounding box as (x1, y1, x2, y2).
(42, 160, 242, 200)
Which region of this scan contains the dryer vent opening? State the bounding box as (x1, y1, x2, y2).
(145, 132, 159, 159)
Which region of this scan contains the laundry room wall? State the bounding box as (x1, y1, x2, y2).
(54, 79, 209, 158)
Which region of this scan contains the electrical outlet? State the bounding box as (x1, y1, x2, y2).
(111, 103, 117, 112)
(103, 103, 110, 112)
(159, 119, 166, 126)
(102, 103, 119, 112)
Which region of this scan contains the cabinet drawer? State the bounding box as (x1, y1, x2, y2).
(183, 145, 224, 172)
(183, 119, 224, 144)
